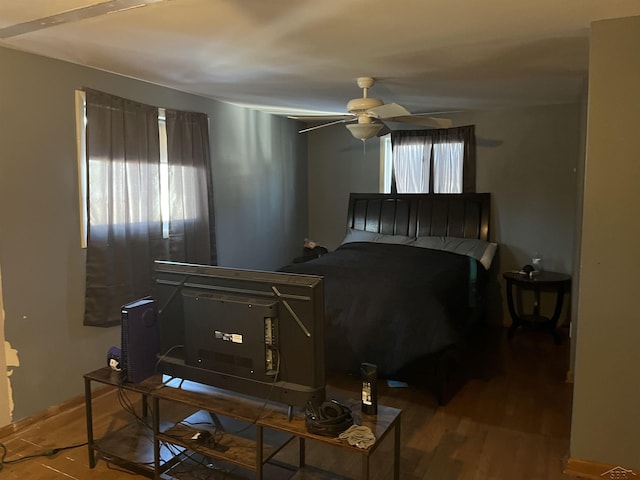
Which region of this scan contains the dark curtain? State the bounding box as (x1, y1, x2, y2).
(165, 109, 217, 265)
(83, 91, 215, 327)
(391, 125, 476, 193)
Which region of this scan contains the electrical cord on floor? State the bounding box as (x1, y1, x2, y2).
(0, 441, 87, 471)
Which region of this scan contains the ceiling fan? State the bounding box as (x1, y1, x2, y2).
(292, 77, 452, 141)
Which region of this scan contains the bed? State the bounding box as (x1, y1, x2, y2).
(279, 192, 495, 404)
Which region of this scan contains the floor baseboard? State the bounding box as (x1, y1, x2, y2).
(0, 383, 113, 440)
(564, 457, 639, 479)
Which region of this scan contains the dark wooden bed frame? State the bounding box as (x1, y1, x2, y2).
(346, 192, 490, 241)
(345, 192, 492, 404)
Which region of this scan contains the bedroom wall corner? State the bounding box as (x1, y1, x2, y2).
(307, 125, 380, 249)
(209, 101, 309, 271)
(567, 93, 589, 388)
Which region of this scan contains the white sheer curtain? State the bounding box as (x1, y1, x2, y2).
(433, 140, 463, 193)
(390, 126, 475, 194)
(392, 133, 433, 193)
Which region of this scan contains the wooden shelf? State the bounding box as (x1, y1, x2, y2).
(85, 367, 402, 479)
(158, 411, 294, 472)
(92, 419, 182, 478)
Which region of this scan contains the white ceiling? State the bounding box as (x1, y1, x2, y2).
(2, 0, 640, 117)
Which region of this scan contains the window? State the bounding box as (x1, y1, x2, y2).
(380, 125, 476, 194)
(76, 89, 215, 326)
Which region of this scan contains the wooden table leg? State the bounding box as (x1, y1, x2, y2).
(505, 277, 567, 343)
(141, 394, 148, 418)
(549, 283, 567, 344)
(256, 425, 263, 480)
(299, 437, 305, 469)
(152, 396, 160, 480)
(505, 279, 521, 338)
(362, 454, 370, 479)
(84, 377, 95, 468)
(394, 414, 401, 480)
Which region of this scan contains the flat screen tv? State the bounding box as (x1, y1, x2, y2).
(153, 260, 325, 410)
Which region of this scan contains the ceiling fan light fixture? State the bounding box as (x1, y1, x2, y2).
(346, 97, 384, 113)
(346, 123, 383, 141)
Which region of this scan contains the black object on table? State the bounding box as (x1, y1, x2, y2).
(503, 270, 571, 344)
(293, 246, 328, 263)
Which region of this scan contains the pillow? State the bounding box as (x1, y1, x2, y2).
(342, 228, 415, 246)
(372, 233, 415, 245)
(342, 228, 379, 244)
(412, 236, 497, 270)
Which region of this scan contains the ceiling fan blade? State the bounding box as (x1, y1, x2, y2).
(366, 103, 411, 119)
(288, 114, 353, 121)
(298, 118, 355, 134)
(385, 115, 452, 129)
(367, 102, 452, 128)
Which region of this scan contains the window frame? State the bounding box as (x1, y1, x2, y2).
(381, 126, 475, 194)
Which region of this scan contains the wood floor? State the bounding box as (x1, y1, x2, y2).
(0, 327, 574, 479)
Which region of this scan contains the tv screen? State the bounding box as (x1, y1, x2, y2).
(153, 260, 325, 409)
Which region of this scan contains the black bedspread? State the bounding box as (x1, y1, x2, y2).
(279, 242, 482, 378)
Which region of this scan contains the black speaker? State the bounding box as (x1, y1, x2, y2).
(361, 363, 378, 415)
(121, 297, 158, 383)
(304, 400, 353, 436)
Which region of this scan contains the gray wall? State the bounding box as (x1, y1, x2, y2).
(210, 101, 308, 270)
(307, 103, 582, 326)
(0, 46, 307, 422)
(570, 15, 640, 469)
(307, 126, 381, 248)
(449, 105, 580, 276)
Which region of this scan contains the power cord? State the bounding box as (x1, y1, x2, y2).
(0, 441, 87, 471)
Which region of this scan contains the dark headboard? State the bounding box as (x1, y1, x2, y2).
(346, 193, 491, 241)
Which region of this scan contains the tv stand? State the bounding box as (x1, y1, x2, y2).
(84, 367, 402, 479)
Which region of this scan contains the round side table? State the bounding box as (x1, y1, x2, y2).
(502, 270, 571, 344)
